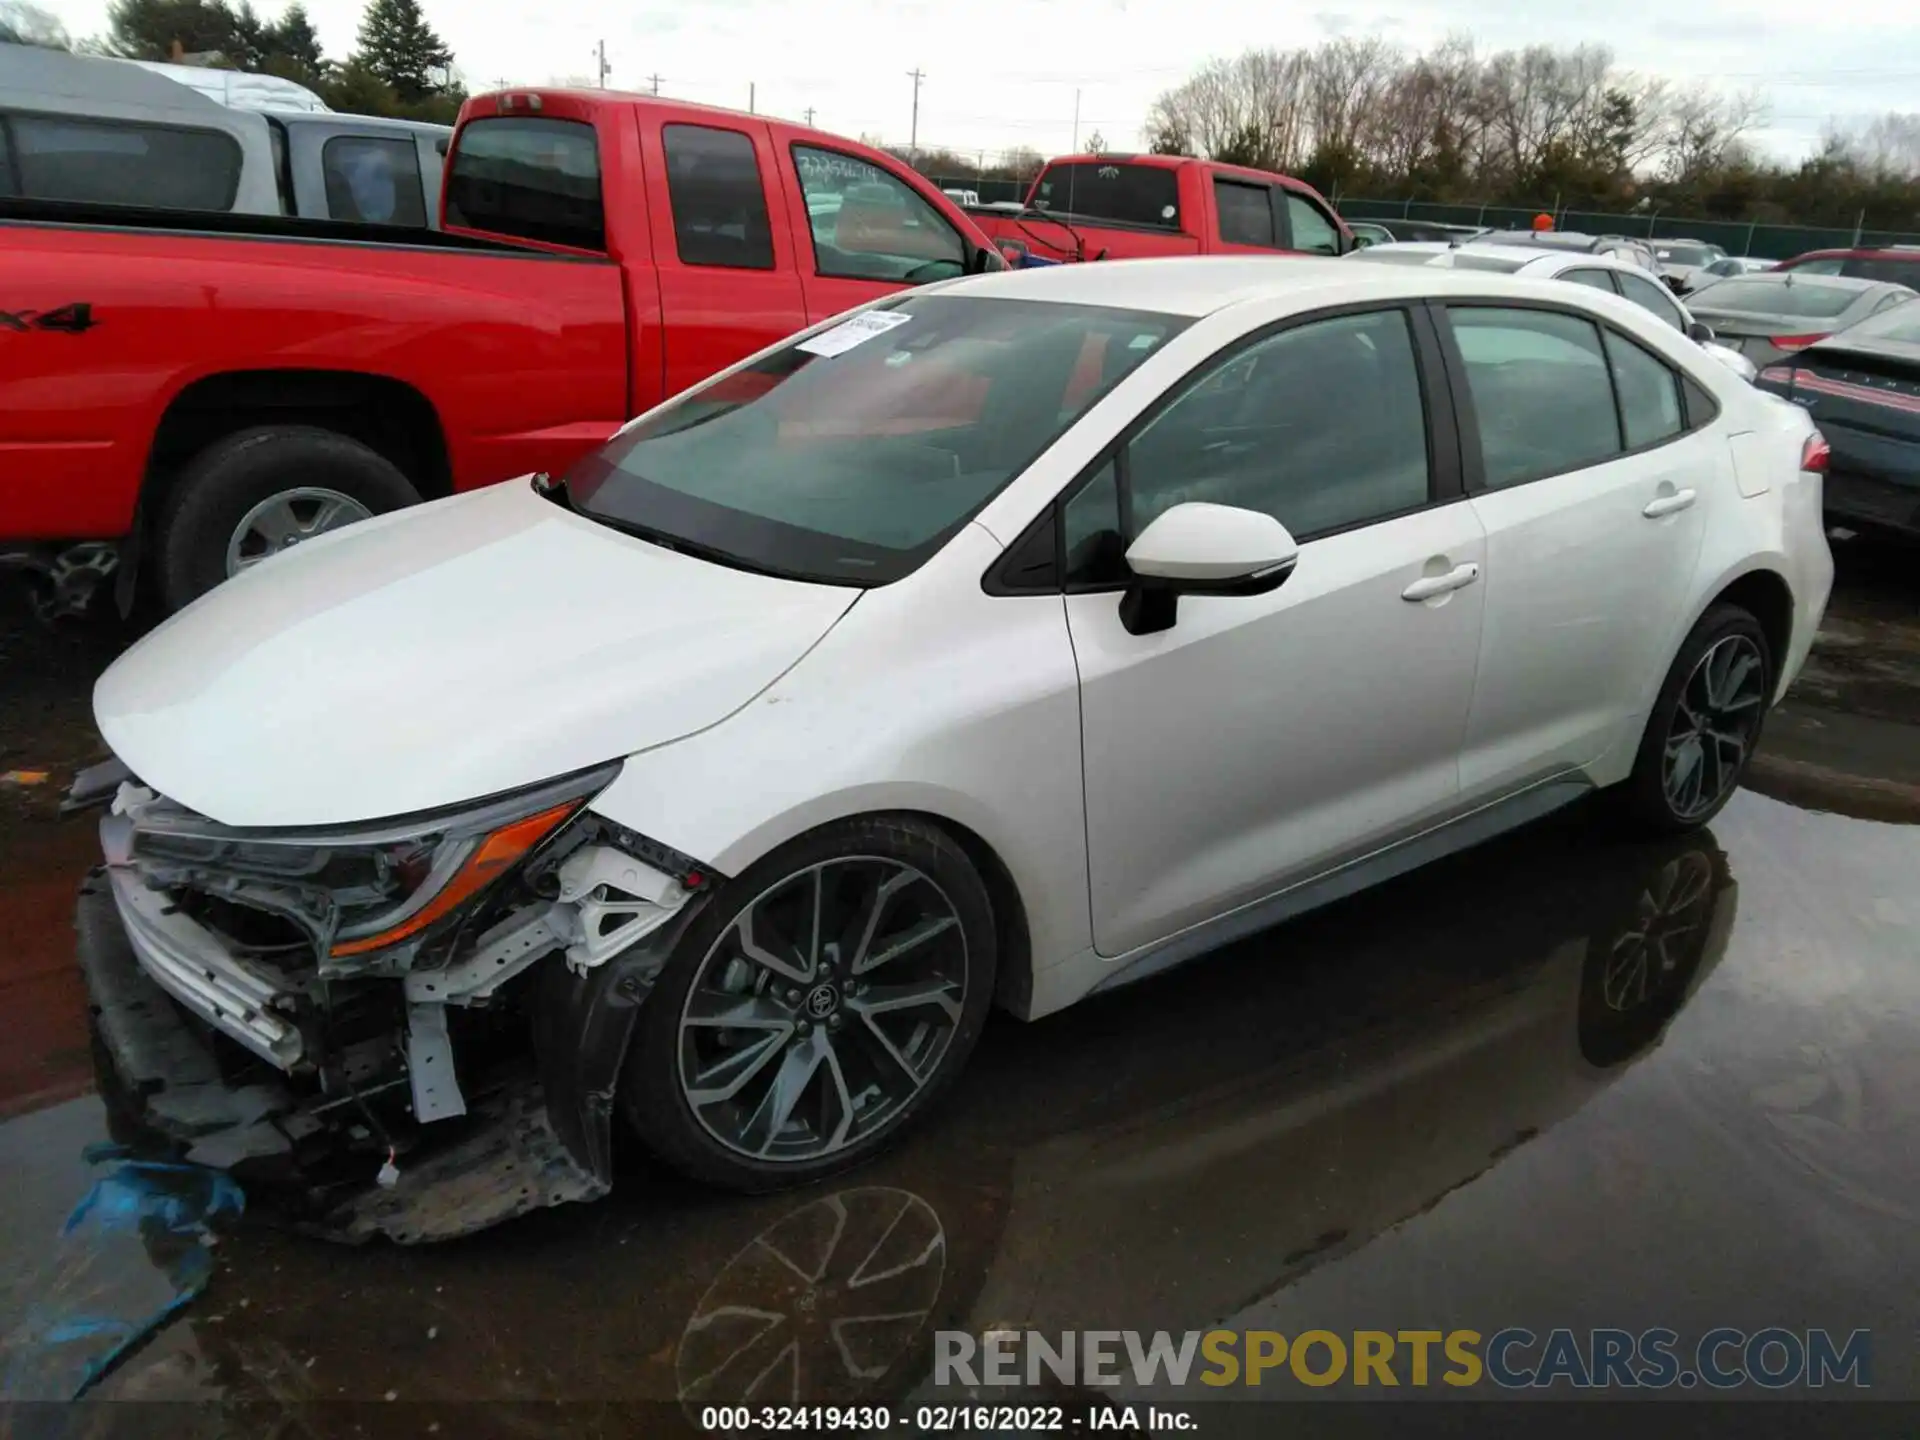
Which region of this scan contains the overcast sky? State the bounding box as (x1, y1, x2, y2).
(55, 0, 1920, 164)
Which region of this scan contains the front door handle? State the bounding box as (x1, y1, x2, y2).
(1643, 488, 1697, 518)
(1401, 562, 1481, 602)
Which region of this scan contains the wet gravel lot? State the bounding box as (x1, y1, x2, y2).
(1, 535, 1915, 1434)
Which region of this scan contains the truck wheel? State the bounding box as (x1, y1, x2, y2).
(154, 426, 421, 612)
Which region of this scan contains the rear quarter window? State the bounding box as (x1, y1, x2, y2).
(445, 116, 603, 250)
(1842, 257, 1920, 285)
(3, 113, 241, 209)
(322, 135, 427, 226)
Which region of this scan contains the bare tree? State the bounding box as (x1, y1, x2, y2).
(1825, 111, 1920, 180)
(1661, 83, 1768, 185)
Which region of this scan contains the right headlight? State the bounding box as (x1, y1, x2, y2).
(127, 761, 623, 960)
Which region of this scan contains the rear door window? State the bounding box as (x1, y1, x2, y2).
(1031, 162, 1179, 228)
(1449, 307, 1623, 489)
(662, 124, 775, 270)
(445, 116, 603, 250)
(0, 122, 15, 198)
(6, 114, 241, 209)
(1283, 192, 1342, 255)
(1562, 268, 1618, 292)
(321, 135, 427, 225)
(1213, 178, 1276, 247)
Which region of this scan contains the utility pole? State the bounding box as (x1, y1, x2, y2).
(647, 73, 662, 95)
(1071, 87, 1081, 152)
(803, 106, 816, 127)
(907, 68, 924, 166)
(594, 39, 610, 88)
(749, 82, 756, 114)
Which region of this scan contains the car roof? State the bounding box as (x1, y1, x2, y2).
(274, 111, 450, 136)
(1347, 240, 1633, 273)
(934, 254, 1622, 318)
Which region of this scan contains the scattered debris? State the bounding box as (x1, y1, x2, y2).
(0, 769, 49, 786)
(5, 1146, 243, 1400)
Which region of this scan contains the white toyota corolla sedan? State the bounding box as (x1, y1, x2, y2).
(77, 258, 1833, 1228)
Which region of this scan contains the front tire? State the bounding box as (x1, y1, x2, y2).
(623, 816, 998, 1192)
(1619, 604, 1774, 833)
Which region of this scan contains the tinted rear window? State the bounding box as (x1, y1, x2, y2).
(4, 114, 240, 209)
(1690, 277, 1866, 319)
(1031, 163, 1179, 229)
(322, 135, 427, 226)
(446, 116, 603, 250)
(1842, 256, 1920, 284)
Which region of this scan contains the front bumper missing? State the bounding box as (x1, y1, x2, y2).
(75, 869, 609, 1242)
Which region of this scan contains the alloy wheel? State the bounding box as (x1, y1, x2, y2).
(225, 487, 373, 575)
(1661, 634, 1766, 821)
(677, 858, 969, 1163)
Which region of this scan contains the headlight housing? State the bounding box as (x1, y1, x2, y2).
(125, 762, 622, 961)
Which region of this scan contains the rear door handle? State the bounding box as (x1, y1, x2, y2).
(1642, 489, 1697, 518)
(1401, 562, 1481, 602)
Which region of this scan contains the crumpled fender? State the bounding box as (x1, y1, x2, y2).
(531, 887, 719, 1183)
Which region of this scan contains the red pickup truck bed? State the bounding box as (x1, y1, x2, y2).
(0, 89, 998, 616)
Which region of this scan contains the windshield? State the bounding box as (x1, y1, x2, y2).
(1689, 277, 1867, 319)
(1030, 163, 1180, 229)
(565, 295, 1189, 585)
(1654, 242, 1721, 267)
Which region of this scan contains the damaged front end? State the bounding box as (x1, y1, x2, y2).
(70, 758, 716, 1242)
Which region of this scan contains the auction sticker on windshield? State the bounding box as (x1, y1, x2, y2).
(798, 310, 912, 358)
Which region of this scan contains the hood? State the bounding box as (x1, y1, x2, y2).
(95, 480, 860, 827)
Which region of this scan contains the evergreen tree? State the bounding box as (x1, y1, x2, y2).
(102, 0, 241, 60)
(263, 2, 325, 80)
(353, 0, 452, 102)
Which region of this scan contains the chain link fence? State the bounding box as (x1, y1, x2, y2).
(1333, 198, 1920, 260)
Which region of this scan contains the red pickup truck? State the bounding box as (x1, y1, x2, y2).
(969, 153, 1355, 267)
(0, 90, 1002, 616)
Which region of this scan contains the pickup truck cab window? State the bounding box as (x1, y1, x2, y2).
(445, 115, 603, 250)
(1283, 191, 1342, 255)
(4, 113, 241, 209)
(1032, 162, 1180, 229)
(1214, 177, 1277, 247)
(790, 144, 967, 283)
(321, 134, 427, 226)
(662, 124, 776, 270)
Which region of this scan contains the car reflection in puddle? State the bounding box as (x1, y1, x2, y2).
(28, 793, 1916, 1417)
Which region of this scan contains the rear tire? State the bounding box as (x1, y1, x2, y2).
(153, 426, 420, 613)
(623, 815, 998, 1193)
(1618, 603, 1774, 833)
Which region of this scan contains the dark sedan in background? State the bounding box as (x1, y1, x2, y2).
(1757, 301, 1920, 540)
(1684, 272, 1915, 368)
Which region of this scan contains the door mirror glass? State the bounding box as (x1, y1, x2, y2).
(1120, 503, 1298, 634)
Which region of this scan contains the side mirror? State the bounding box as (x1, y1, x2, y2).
(1687, 319, 1715, 344)
(1119, 503, 1299, 636)
(972, 244, 1008, 274)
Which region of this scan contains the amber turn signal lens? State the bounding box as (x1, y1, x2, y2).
(329, 800, 578, 958)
